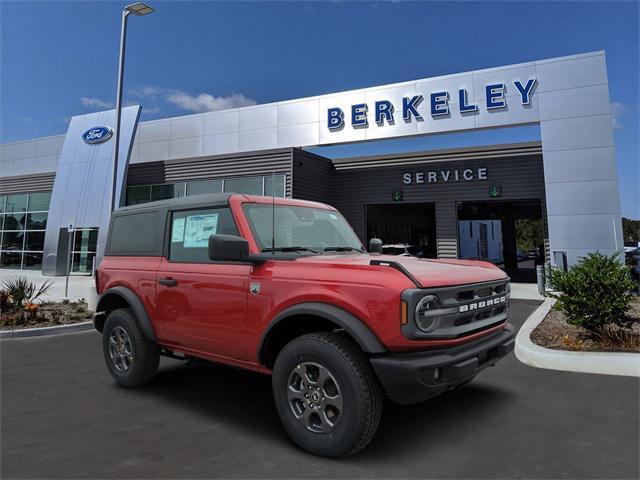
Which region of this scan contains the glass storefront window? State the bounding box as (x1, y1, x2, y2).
(27, 212, 47, 230)
(73, 229, 98, 252)
(151, 183, 185, 202)
(186, 179, 223, 196)
(0, 250, 23, 269)
(126, 186, 151, 205)
(27, 192, 51, 211)
(71, 228, 98, 274)
(25, 231, 45, 251)
(224, 177, 263, 195)
(124, 175, 287, 207)
(5, 194, 28, 213)
(0, 190, 51, 271)
(2, 213, 26, 230)
(264, 175, 286, 198)
(1, 231, 24, 250)
(72, 252, 96, 273)
(22, 252, 43, 270)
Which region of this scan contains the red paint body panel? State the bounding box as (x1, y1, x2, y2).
(97, 194, 510, 371)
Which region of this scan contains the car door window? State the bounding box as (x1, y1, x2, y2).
(169, 207, 238, 263)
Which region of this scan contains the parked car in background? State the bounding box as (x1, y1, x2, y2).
(625, 247, 640, 282)
(381, 244, 422, 257)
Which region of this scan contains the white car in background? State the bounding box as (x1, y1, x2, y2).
(381, 244, 421, 257)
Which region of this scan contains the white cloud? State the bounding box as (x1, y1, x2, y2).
(165, 91, 256, 113)
(611, 101, 625, 130)
(129, 86, 163, 98)
(80, 97, 114, 109)
(129, 85, 256, 113)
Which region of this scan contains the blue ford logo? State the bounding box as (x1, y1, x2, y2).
(82, 126, 113, 144)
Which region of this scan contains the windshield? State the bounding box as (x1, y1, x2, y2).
(243, 203, 364, 253)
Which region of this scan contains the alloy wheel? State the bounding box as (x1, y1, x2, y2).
(287, 362, 343, 433)
(108, 326, 134, 373)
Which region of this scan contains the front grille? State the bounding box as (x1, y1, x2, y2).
(401, 279, 510, 340)
(456, 283, 508, 302)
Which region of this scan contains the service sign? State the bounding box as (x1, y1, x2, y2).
(327, 79, 537, 131)
(81, 126, 113, 144)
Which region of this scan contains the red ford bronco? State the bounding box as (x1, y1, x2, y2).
(94, 193, 514, 457)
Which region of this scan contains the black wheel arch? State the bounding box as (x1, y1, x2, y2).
(94, 286, 157, 342)
(258, 302, 387, 368)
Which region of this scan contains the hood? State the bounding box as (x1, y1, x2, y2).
(294, 254, 508, 288)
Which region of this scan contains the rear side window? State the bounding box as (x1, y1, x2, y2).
(169, 207, 238, 263)
(108, 211, 159, 255)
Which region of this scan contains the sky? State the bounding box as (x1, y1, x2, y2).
(1, 0, 638, 218)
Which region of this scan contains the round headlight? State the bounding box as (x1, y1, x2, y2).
(415, 295, 441, 333)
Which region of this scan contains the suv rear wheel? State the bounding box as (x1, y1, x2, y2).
(272, 332, 383, 457)
(102, 308, 159, 387)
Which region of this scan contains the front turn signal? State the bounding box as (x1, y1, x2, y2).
(400, 300, 408, 325)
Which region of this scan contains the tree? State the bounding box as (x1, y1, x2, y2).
(622, 217, 640, 244)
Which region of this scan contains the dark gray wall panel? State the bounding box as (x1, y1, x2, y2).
(126, 162, 166, 186)
(331, 152, 546, 258)
(0, 173, 56, 194)
(292, 149, 334, 204)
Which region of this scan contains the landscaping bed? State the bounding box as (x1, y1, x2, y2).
(0, 299, 93, 330)
(531, 297, 640, 353)
(1, 276, 93, 331)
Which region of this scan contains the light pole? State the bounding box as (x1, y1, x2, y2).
(111, 2, 155, 213)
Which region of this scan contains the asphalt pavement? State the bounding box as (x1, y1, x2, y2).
(1, 299, 638, 479)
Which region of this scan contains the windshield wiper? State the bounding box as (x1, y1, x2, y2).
(323, 246, 364, 252)
(262, 246, 319, 253)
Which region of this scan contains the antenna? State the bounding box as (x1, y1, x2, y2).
(271, 171, 275, 254)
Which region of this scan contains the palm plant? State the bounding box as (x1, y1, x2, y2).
(1, 276, 54, 311)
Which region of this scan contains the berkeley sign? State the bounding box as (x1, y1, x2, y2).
(328, 78, 537, 130)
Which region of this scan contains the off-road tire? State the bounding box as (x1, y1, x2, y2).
(272, 332, 383, 457)
(102, 308, 159, 387)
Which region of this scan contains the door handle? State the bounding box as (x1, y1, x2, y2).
(158, 277, 178, 287)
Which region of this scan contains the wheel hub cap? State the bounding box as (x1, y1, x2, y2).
(287, 362, 343, 433)
(108, 326, 133, 373)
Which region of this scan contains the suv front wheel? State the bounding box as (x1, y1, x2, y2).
(272, 332, 383, 457)
(102, 308, 160, 387)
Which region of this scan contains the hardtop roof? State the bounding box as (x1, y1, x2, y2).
(114, 192, 233, 214)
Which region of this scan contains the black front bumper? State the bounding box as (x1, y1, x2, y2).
(370, 324, 515, 405)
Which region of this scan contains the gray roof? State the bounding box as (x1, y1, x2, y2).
(114, 192, 234, 213)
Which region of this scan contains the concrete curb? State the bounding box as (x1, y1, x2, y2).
(0, 321, 94, 339)
(515, 298, 640, 378)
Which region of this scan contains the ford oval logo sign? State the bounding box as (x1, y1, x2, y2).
(81, 126, 113, 144)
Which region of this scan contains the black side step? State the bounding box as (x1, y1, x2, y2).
(369, 260, 423, 288)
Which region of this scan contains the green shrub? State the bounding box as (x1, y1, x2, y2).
(550, 252, 636, 332)
(1, 276, 53, 311)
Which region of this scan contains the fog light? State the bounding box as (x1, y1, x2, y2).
(433, 368, 440, 380)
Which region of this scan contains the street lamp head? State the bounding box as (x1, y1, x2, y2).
(125, 2, 154, 16)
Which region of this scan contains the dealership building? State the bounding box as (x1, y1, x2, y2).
(0, 51, 624, 281)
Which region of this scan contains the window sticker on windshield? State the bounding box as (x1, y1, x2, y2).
(184, 214, 219, 248)
(171, 218, 186, 243)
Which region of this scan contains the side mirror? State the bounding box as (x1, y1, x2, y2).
(369, 238, 383, 254)
(208, 234, 249, 262)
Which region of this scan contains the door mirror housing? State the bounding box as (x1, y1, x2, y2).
(369, 238, 383, 254)
(208, 234, 249, 262)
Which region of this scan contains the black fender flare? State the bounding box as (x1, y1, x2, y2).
(258, 302, 387, 365)
(94, 286, 157, 342)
